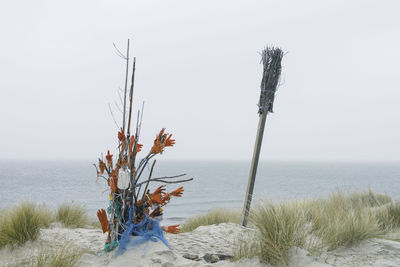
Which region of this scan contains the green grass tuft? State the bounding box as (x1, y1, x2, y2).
(234, 190, 397, 266)
(0, 202, 53, 248)
(180, 209, 240, 232)
(349, 189, 392, 208)
(56, 203, 88, 228)
(32, 245, 83, 267)
(306, 191, 387, 250)
(374, 202, 400, 230)
(235, 201, 308, 266)
(12, 244, 83, 267)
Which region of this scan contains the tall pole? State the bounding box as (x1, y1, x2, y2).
(240, 47, 284, 227)
(122, 39, 130, 133)
(241, 112, 267, 226)
(127, 57, 136, 136)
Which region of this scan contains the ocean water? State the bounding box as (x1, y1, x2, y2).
(0, 160, 399, 225)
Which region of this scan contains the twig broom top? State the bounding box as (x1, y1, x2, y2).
(258, 47, 284, 114)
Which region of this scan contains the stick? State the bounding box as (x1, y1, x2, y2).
(135, 177, 193, 186)
(122, 39, 130, 133)
(141, 160, 156, 200)
(126, 58, 137, 201)
(135, 153, 155, 183)
(129, 111, 140, 190)
(138, 101, 145, 137)
(127, 57, 136, 135)
(108, 103, 120, 130)
(152, 174, 187, 180)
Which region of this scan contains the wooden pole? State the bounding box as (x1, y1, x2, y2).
(127, 57, 136, 135)
(240, 47, 284, 227)
(122, 39, 130, 133)
(240, 112, 267, 226)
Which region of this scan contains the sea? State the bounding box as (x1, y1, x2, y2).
(0, 160, 399, 225)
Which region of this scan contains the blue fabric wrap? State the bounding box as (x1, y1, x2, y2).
(116, 207, 170, 256)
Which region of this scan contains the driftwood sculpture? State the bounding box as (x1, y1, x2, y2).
(94, 40, 193, 253)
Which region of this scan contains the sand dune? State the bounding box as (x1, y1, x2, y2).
(1, 223, 400, 266)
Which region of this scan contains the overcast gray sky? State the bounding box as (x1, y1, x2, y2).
(0, 0, 399, 161)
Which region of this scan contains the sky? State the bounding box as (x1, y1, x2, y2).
(0, 0, 399, 162)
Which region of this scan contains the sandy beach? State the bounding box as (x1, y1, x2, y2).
(1, 222, 400, 267)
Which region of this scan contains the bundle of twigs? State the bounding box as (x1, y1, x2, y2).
(258, 47, 284, 114)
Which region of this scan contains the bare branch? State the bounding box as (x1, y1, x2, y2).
(141, 160, 156, 200)
(136, 177, 193, 186)
(151, 173, 187, 180)
(108, 103, 120, 130)
(113, 42, 128, 59)
(93, 164, 108, 182)
(117, 87, 128, 127)
(138, 101, 145, 137)
(114, 100, 123, 114)
(127, 57, 136, 135)
(122, 40, 130, 133)
(135, 153, 155, 183)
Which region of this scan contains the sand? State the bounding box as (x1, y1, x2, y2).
(1, 223, 400, 266)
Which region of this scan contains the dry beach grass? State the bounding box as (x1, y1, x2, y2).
(0, 202, 52, 248)
(235, 201, 309, 265)
(13, 245, 83, 267)
(180, 208, 241, 232)
(56, 204, 89, 228)
(233, 190, 400, 265)
(0, 202, 92, 250)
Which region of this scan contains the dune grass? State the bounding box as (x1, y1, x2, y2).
(30, 245, 83, 267)
(180, 208, 240, 232)
(310, 191, 391, 250)
(0, 202, 53, 248)
(374, 202, 400, 230)
(235, 201, 308, 265)
(0, 201, 95, 249)
(234, 190, 399, 266)
(11, 244, 83, 267)
(349, 189, 392, 208)
(309, 198, 382, 250)
(0, 202, 88, 265)
(55, 203, 89, 228)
